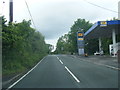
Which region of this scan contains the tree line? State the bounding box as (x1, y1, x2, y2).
(2, 16, 51, 75)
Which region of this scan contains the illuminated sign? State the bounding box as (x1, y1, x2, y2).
(78, 38, 84, 40)
(77, 32, 84, 55)
(78, 33, 83, 36)
(77, 32, 84, 41)
(100, 21, 107, 27)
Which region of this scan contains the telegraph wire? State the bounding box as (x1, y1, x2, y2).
(83, 0, 118, 14)
(24, 0, 37, 30)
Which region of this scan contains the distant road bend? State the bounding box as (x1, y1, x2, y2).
(7, 55, 118, 89)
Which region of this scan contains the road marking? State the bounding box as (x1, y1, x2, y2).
(57, 57, 59, 59)
(65, 66, 80, 83)
(6, 56, 46, 90)
(92, 62, 120, 70)
(56, 56, 64, 65)
(59, 60, 63, 64)
(80, 59, 120, 71)
(104, 64, 120, 70)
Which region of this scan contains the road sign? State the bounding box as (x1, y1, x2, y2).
(78, 38, 84, 40)
(78, 33, 83, 36)
(77, 32, 84, 55)
(77, 32, 84, 41)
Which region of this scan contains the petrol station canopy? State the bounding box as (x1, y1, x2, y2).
(84, 20, 120, 39)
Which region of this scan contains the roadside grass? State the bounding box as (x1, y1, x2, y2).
(2, 53, 47, 76)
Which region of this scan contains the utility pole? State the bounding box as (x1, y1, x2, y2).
(118, 1, 120, 20)
(9, 0, 13, 22)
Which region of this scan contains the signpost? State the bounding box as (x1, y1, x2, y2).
(77, 31, 84, 55)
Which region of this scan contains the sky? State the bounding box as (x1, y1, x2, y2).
(0, 0, 119, 51)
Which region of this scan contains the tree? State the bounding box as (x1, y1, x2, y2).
(2, 17, 49, 75)
(55, 18, 93, 54)
(68, 18, 93, 53)
(46, 44, 54, 54)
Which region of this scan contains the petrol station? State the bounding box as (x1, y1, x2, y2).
(84, 20, 120, 57)
(76, 1, 120, 64)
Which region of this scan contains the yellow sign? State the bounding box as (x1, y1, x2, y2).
(100, 21, 107, 25)
(78, 33, 83, 36)
(100, 21, 107, 27)
(78, 38, 84, 40)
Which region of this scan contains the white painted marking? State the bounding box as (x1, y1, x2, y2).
(6, 56, 46, 90)
(65, 66, 80, 83)
(57, 56, 63, 65)
(81, 59, 120, 71)
(104, 64, 120, 70)
(59, 60, 63, 64)
(92, 62, 120, 70)
(56, 56, 59, 60)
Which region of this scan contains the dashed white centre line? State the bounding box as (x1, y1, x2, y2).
(57, 57, 59, 60)
(59, 60, 63, 64)
(56, 56, 64, 64)
(65, 66, 80, 83)
(57, 56, 80, 83)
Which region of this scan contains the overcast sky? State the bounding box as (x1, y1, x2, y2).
(0, 0, 119, 51)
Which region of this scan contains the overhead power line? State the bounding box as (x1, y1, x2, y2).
(24, 0, 37, 29)
(83, 0, 118, 14)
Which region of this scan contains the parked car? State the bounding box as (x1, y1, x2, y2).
(94, 51, 100, 55)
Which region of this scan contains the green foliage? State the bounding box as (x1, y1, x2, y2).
(2, 16, 49, 75)
(55, 34, 70, 54)
(67, 19, 92, 53)
(46, 44, 54, 54)
(55, 18, 93, 54)
(101, 38, 112, 54)
(84, 39, 99, 55)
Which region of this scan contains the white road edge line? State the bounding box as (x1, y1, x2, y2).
(93, 62, 120, 70)
(65, 66, 80, 83)
(104, 64, 120, 70)
(59, 60, 63, 64)
(81, 59, 120, 71)
(6, 56, 46, 90)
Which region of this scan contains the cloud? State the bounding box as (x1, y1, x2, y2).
(2, 0, 119, 48)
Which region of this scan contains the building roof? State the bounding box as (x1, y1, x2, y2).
(84, 20, 120, 39)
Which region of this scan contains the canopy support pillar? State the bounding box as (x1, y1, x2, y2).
(112, 29, 116, 57)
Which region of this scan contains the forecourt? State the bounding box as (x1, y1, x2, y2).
(84, 20, 120, 57)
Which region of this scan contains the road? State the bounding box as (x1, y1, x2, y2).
(7, 55, 118, 89)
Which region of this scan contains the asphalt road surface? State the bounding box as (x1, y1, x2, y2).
(7, 55, 118, 89)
